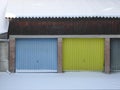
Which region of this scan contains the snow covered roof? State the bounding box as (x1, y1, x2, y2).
(5, 0, 120, 18)
(0, 0, 8, 34)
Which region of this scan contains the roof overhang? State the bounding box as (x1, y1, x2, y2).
(8, 18, 120, 35)
(0, 32, 8, 39)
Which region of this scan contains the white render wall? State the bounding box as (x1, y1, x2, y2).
(0, 0, 8, 72)
(0, 42, 8, 72)
(0, 0, 8, 34)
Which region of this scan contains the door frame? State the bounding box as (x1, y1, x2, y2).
(9, 35, 118, 73)
(9, 35, 62, 73)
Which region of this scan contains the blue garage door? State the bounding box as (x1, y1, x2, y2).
(16, 38, 57, 72)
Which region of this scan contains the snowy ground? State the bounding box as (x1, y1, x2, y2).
(0, 72, 120, 90)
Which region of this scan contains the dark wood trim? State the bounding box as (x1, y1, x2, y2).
(9, 18, 120, 35)
(9, 38, 15, 72)
(57, 38, 62, 73)
(104, 38, 110, 73)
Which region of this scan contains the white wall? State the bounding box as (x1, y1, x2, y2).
(0, 0, 8, 72)
(0, 42, 8, 72)
(0, 0, 8, 34)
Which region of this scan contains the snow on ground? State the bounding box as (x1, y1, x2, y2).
(0, 72, 120, 90)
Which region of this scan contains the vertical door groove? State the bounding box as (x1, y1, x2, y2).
(16, 38, 57, 72)
(111, 38, 120, 71)
(63, 38, 104, 71)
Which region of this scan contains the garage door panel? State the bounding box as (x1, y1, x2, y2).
(16, 38, 57, 72)
(111, 39, 120, 71)
(63, 38, 104, 71)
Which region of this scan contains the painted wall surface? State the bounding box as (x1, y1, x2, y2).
(0, 0, 8, 72)
(0, 0, 8, 34)
(16, 38, 57, 72)
(63, 38, 104, 71)
(0, 42, 8, 71)
(111, 39, 120, 71)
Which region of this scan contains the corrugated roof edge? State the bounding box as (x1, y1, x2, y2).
(5, 16, 120, 19)
(8, 17, 120, 35)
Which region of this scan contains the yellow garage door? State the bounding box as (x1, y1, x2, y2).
(63, 38, 104, 71)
